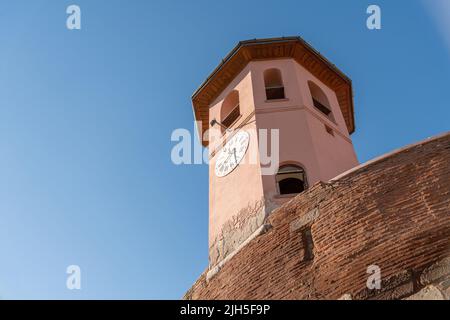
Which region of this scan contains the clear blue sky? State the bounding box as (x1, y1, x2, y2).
(0, 0, 448, 299)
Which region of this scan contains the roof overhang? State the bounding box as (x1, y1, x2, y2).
(192, 36, 356, 146)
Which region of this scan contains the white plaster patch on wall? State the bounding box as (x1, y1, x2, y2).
(290, 207, 320, 232)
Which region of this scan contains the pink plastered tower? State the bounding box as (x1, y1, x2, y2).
(192, 37, 359, 270)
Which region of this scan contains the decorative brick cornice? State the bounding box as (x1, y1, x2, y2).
(192, 37, 355, 146)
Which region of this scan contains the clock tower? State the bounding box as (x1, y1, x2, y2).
(192, 37, 359, 271)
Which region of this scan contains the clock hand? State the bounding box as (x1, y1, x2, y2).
(221, 149, 233, 165)
(222, 148, 236, 168)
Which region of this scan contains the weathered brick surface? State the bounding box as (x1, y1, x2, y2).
(185, 133, 450, 300)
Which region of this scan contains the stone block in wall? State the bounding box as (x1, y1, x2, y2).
(420, 257, 450, 286)
(209, 199, 266, 267)
(439, 279, 450, 299)
(405, 285, 446, 300)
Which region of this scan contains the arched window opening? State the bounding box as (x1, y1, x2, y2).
(220, 90, 240, 130)
(276, 165, 307, 195)
(264, 68, 285, 100)
(308, 81, 334, 121)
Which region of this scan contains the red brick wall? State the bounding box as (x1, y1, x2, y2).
(185, 132, 450, 300)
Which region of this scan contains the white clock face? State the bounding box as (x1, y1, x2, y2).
(215, 131, 250, 177)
